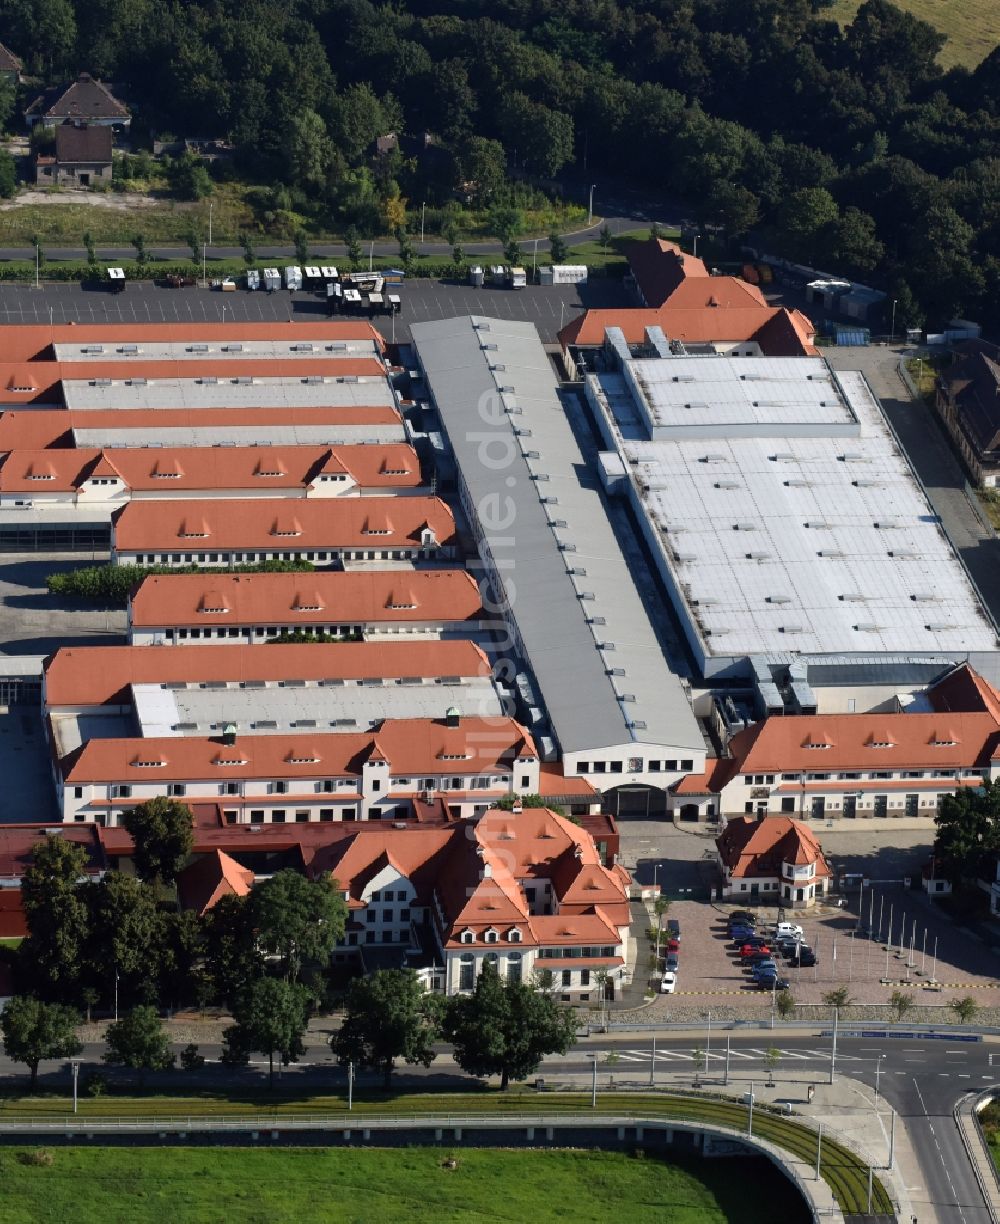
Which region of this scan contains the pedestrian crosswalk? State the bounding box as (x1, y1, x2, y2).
(607, 1047, 856, 1063)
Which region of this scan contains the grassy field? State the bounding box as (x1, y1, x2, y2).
(0, 182, 589, 249)
(825, 0, 999, 68)
(0, 1145, 808, 1224)
(0, 1089, 891, 1216)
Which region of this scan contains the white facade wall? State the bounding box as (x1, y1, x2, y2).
(562, 741, 706, 793)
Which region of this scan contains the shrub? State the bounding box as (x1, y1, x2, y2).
(180, 1043, 205, 1071)
(17, 1150, 53, 1167)
(82, 1072, 107, 1098)
(47, 559, 315, 606)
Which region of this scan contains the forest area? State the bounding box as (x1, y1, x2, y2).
(1, 0, 999, 327)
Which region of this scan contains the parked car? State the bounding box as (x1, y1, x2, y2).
(775, 922, 804, 939)
(736, 937, 770, 951)
(665, 952, 679, 971)
(666, 920, 680, 940)
(776, 937, 804, 956)
(163, 272, 195, 288)
(788, 948, 816, 967)
(729, 923, 755, 939)
(730, 910, 758, 925)
(750, 961, 778, 978)
(660, 971, 677, 994)
(729, 928, 755, 944)
(756, 975, 791, 991)
(662, 938, 680, 953)
(746, 950, 776, 965)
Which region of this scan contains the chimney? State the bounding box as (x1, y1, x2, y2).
(445, 705, 460, 729)
(223, 722, 237, 747)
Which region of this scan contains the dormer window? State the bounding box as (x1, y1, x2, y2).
(803, 741, 830, 750)
(27, 473, 54, 481)
(867, 741, 894, 750)
(484, 928, 499, 943)
(508, 928, 522, 943)
(460, 929, 475, 944)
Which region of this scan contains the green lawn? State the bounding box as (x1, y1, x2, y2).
(0, 1089, 891, 1216)
(824, 0, 999, 68)
(0, 1145, 808, 1224)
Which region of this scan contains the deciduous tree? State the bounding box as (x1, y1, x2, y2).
(333, 969, 439, 1089)
(443, 962, 577, 1089)
(103, 1006, 174, 1077)
(224, 977, 311, 1088)
(1, 996, 81, 1089)
(121, 796, 193, 888)
(248, 870, 347, 983)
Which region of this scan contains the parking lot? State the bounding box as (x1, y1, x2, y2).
(0, 276, 630, 346)
(618, 820, 1000, 1010)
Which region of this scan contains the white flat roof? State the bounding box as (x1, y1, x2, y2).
(628, 355, 858, 435)
(591, 359, 997, 659)
(131, 677, 502, 736)
(62, 378, 394, 412)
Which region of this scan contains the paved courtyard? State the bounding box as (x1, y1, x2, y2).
(0, 553, 126, 656)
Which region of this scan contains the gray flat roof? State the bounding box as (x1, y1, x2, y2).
(73, 423, 407, 448)
(411, 315, 702, 756)
(63, 377, 394, 412)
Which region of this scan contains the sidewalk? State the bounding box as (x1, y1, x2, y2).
(545, 1055, 917, 1223)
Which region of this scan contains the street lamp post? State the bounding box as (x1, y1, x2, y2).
(588, 184, 596, 226)
(347, 1060, 354, 1110)
(875, 1054, 884, 1101)
(70, 1058, 81, 1114)
(208, 202, 213, 247)
(693, 234, 701, 259)
(890, 298, 897, 343)
(591, 1054, 598, 1108)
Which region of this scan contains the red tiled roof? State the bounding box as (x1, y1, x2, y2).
(62, 716, 537, 783)
(111, 494, 455, 553)
(128, 568, 487, 628)
(716, 815, 831, 880)
(44, 639, 492, 708)
(626, 238, 709, 308)
(0, 321, 383, 363)
(727, 709, 1000, 775)
(0, 443, 420, 493)
(177, 848, 253, 915)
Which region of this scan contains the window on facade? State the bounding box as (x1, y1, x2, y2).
(272, 810, 286, 823)
(507, 953, 522, 984)
(459, 954, 474, 991)
(168, 783, 186, 797)
(581, 969, 590, 987)
(610, 761, 623, 774)
(366, 908, 376, 923)
(250, 809, 264, 823)
(561, 969, 572, 987)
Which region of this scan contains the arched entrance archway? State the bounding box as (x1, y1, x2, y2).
(602, 785, 668, 820)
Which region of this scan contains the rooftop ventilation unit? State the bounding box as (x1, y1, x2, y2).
(854, 622, 881, 632)
(540, 496, 559, 505)
(118, 344, 139, 354)
(784, 479, 811, 488)
(766, 595, 791, 604)
(684, 401, 709, 410)
(254, 719, 278, 730)
(874, 519, 899, 529)
(93, 378, 112, 387)
(839, 452, 867, 462)
(198, 376, 218, 385)
(733, 522, 756, 531)
(925, 622, 953, 632)
(779, 625, 804, 633)
(606, 667, 626, 677)
(223, 344, 243, 353)
(568, 566, 587, 576)
(745, 551, 771, 560)
(714, 480, 740, 489)
(488, 363, 506, 372)
(187, 344, 209, 353)
(578, 591, 596, 601)
(480, 343, 498, 351)
(558, 542, 577, 553)
(628, 720, 648, 731)
(911, 592, 939, 602)
(804, 521, 831, 529)
(550, 518, 568, 528)
(701, 454, 726, 463)
(81, 345, 104, 354)
(620, 693, 636, 702)
(817, 549, 844, 557)
(586, 615, 607, 626)
(853, 479, 883, 488)
(889, 549, 917, 558)
(770, 453, 795, 462)
(839, 593, 869, 602)
(292, 343, 314, 353)
(672, 374, 696, 383)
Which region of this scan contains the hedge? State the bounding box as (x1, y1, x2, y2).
(46, 559, 314, 604)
